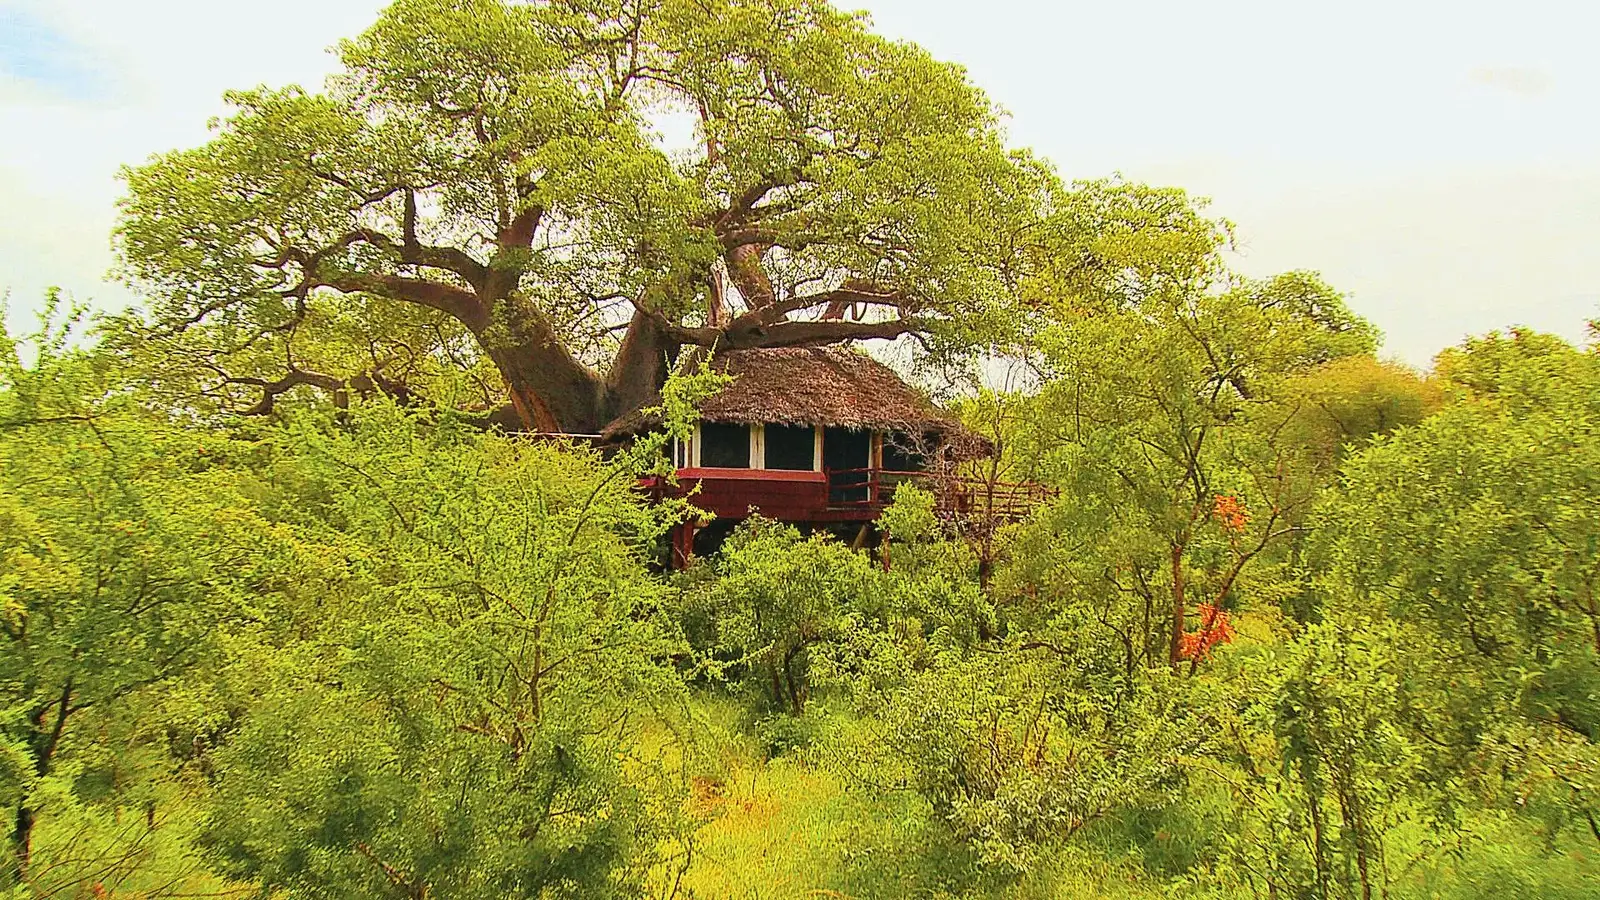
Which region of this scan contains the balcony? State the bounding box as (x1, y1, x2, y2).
(824, 468, 1057, 524)
(641, 466, 1054, 527)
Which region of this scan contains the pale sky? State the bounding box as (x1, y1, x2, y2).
(2, 0, 1596, 367)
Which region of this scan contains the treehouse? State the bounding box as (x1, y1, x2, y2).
(603, 347, 1048, 566)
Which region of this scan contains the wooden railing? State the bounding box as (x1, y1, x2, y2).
(825, 468, 1056, 523)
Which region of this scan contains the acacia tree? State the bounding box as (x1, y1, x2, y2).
(197, 406, 699, 897)
(0, 301, 269, 891)
(996, 261, 1383, 672)
(116, 0, 1051, 432)
(1317, 329, 1600, 846)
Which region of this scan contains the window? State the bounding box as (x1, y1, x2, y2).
(698, 422, 751, 468)
(824, 427, 872, 505)
(764, 424, 817, 471)
(672, 435, 691, 468)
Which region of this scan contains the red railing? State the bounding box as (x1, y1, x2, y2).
(825, 468, 1055, 523)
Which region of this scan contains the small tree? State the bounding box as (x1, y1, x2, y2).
(196, 405, 697, 897)
(1000, 257, 1383, 671)
(1, 300, 267, 891)
(700, 518, 878, 716)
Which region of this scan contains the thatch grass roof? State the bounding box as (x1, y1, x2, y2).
(603, 347, 983, 450)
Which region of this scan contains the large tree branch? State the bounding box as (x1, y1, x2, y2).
(309, 170, 405, 207)
(607, 308, 680, 416)
(485, 201, 547, 301)
(227, 369, 350, 416)
(271, 228, 490, 323)
(654, 313, 921, 350)
(497, 203, 545, 252)
(226, 366, 478, 421)
(31, 679, 73, 777)
(398, 191, 492, 287)
(715, 167, 807, 229)
(314, 273, 489, 331)
(718, 227, 785, 250)
(341, 225, 490, 292)
(753, 318, 920, 347)
(756, 283, 908, 326)
(724, 243, 776, 309)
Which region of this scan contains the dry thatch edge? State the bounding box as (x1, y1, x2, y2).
(602, 346, 982, 451)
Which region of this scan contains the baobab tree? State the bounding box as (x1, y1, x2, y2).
(116, 0, 1056, 432)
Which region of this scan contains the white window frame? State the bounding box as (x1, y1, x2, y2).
(690, 422, 823, 472)
(690, 421, 756, 469)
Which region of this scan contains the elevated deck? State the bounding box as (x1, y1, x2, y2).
(642, 467, 1056, 566)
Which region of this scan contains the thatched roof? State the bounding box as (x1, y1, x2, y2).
(603, 347, 980, 447)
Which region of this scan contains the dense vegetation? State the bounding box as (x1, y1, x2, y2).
(5, 1, 1600, 897)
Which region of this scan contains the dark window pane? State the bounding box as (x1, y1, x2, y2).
(765, 424, 815, 470)
(823, 427, 872, 504)
(699, 422, 750, 468)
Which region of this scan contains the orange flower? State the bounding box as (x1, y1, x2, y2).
(1212, 495, 1250, 533)
(1179, 604, 1236, 661)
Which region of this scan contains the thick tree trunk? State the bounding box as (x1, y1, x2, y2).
(474, 302, 687, 435)
(725, 244, 776, 309)
(606, 310, 680, 421)
(478, 297, 607, 433)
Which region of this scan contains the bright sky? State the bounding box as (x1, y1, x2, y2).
(2, 0, 1596, 366)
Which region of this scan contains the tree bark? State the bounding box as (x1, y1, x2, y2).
(782, 645, 806, 716)
(477, 297, 607, 433)
(8, 806, 33, 886)
(724, 244, 776, 309)
(606, 310, 680, 422)
(1169, 541, 1187, 669)
(10, 680, 72, 885)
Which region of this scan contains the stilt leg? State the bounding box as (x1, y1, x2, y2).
(849, 523, 870, 551)
(672, 522, 696, 570)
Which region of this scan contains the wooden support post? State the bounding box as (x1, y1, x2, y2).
(849, 522, 870, 551)
(672, 521, 696, 570)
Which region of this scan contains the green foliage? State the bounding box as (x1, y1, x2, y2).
(1272, 356, 1442, 468)
(864, 649, 1207, 873)
(1, 300, 272, 892)
(1316, 329, 1600, 843)
(995, 255, 1383, 671)
(196, 407, 697, 898)
(1182, 620, 1439, 899)
(692, 518, 879, 717)
(12, 4, 1600, 899)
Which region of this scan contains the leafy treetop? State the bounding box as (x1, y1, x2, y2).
(116, 0, 1053, 432)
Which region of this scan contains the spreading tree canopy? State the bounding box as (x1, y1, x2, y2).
(117, 0, 1054, 432)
